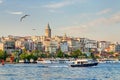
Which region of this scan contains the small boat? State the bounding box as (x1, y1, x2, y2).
(19, 59, 37, 64)
(98, 59, 120, 64)
(70, 59, 98, 67)
(102, 59, 119, 64)
(1, 60, 5, 65)
(37, 59, 51, 64)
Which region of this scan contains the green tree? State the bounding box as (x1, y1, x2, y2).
(71, 49, 82, 58)
(22, 49, 27, 53)
(12, 50, 19, 58)
(0, 50, 4, 59)
(108, 51, 114, 54)
(3, 51, 8, 60)
(0, 50, 8, 60)
(19, 53, 28, 60)
(40, 53, 47, 58)
(90, 53, 96, 60)
(78, 53, 87, 59)
(28, 53, 38, 61)
(64, 53, 69, 58)
(56, 50, 64, 58)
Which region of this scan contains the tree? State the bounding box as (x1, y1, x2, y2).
(22, 49, 27, 53)
(108, 51, 114, 55)
(90, 53, 96, 60)
(40, 53, 47, 58)
(56, 50, 64, 58)
(20, 52, 37, 61)
(71, 49, 82, 58)
(64, 53, 69, 58)
(3, 51, 8, 60)
(12, 51, 19, 58)
(19, 52, 28, 60)
(0, 50, 8, 60)
(78, 53, 87, 59)
(0, 50, 4, 59)
(27, 53, 38, 61)
(31, 50, 44, 58)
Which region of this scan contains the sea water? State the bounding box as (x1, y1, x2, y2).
(0, 63, 120, 80)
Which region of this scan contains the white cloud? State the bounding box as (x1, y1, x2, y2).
(54, 25, 88, 37)
(78, 9, 111, 17)
(49, 9, 64, 13)
(43, 0, 86, 13)
(0, 0, 3, 4)
(7, 11, 23, 15)
(42, 0, 83, 9)
(91, 12, 120, 26)
(43, 1, 73, 9)
(97, 8, 111, 15)
(54, 12, 120, 36)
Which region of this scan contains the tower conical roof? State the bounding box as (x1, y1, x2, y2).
(46, 23, 50, 29)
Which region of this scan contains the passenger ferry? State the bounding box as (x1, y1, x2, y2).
(70, 59, 98, 67)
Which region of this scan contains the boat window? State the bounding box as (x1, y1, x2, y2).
(81, 62, 83, 64)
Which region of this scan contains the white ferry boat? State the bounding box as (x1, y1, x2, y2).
(70, 59, 98, 67)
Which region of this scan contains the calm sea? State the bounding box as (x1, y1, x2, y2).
(0, 63, 120, 80)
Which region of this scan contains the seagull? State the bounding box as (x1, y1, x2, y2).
(20, 14, 30, 22)
(32, 29, 36, 30)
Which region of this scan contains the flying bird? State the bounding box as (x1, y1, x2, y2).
(20, 14, 30, 22)
(32, 29, 36, 30)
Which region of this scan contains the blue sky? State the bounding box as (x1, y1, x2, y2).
(0, 0, 120, 42)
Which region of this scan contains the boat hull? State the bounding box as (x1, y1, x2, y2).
(71, 62, 98, 67)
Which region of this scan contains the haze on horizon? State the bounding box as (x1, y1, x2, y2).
(0, 0, 120, 42)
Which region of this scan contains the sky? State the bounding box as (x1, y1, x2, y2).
(0, 0, 120, 42)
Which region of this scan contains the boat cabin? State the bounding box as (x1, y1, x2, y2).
(74, 59, 88, 64)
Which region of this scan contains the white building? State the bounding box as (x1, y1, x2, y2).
(48, 40, 58, 54)
(80, 38, 97, 53)
(15, 40, 24, 49)
(97, 41, 111, 52)
(67, 39, 81, 51)
(60, 41, 68, 53)
(115, 43, 120, 52)
(85, 39, 97, 49)
(4, 40, 15, 53)
(24, 39, 36, 51)
(36, 42, 43, 51)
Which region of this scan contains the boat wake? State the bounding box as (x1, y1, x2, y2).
(48, 65, 69, 68)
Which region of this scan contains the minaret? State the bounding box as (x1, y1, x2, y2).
(45, 23, 51, 38)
